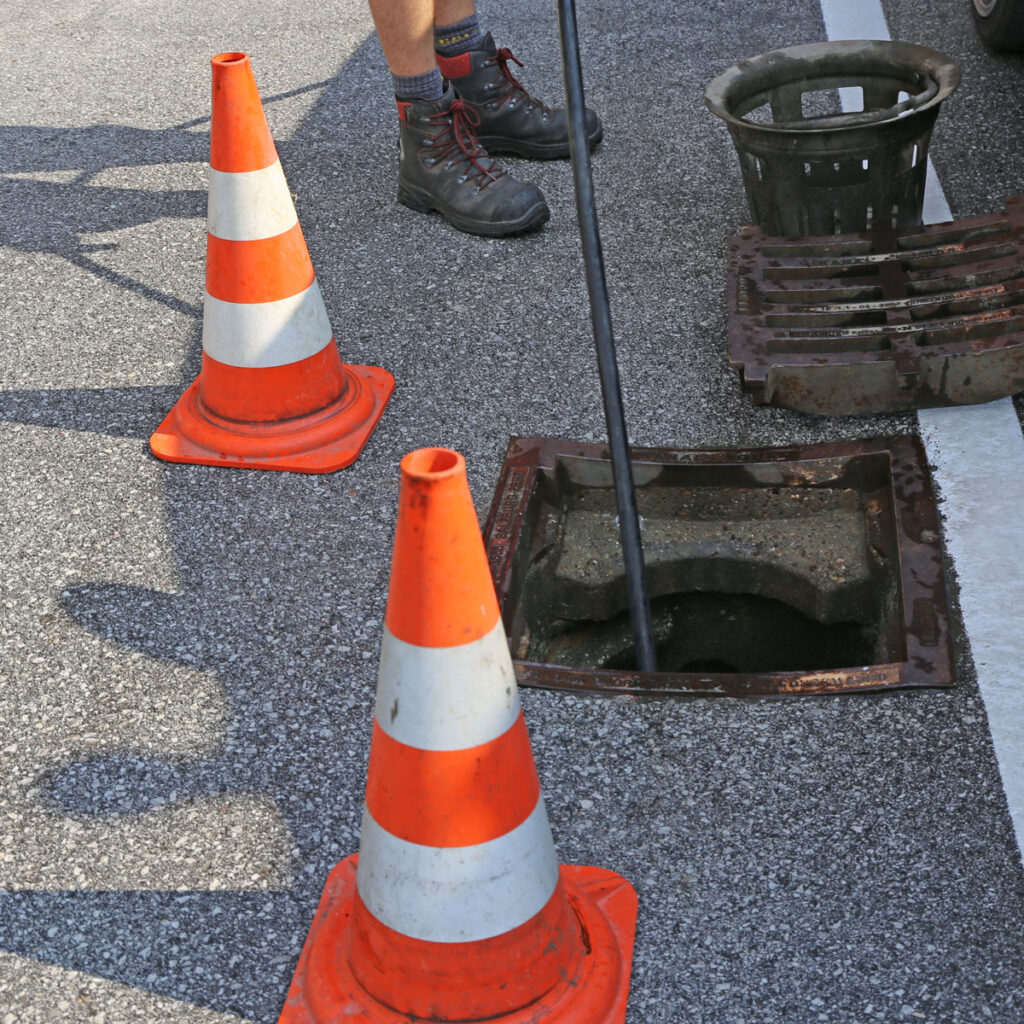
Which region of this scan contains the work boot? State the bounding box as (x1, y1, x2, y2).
(397, 84, 550, 237)
(437, 33, 603, 159)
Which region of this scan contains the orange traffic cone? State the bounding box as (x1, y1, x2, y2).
(150, 52, 393, 473)
(279, 447, 637, 1023)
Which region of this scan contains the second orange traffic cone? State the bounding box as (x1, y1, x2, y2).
(279, 447, 637, 1023)
(150, 52, 393, 473)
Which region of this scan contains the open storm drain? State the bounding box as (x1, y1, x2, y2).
(483, 436, 954, 698)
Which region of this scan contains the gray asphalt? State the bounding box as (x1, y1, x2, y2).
(2, 1, 1024, 1021)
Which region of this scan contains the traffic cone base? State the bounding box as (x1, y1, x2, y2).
(279, 854, 638, 1024)
(150, 362, 393, 473)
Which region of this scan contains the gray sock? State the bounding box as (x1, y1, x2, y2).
(392, 66, 444, 102)
(434, 14, 484, 57)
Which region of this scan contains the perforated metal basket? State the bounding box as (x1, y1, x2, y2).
(705, 40, 960, 236)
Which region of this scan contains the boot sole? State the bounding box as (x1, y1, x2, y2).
(476, 125, 604, 161)
(397, 184, 550, 237)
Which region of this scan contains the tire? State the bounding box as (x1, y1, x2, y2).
(972, 0, 1024, 51)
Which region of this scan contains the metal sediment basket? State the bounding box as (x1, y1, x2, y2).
(705, 40, 960, 236)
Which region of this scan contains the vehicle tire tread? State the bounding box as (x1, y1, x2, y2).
(973, 0, 1024, 52)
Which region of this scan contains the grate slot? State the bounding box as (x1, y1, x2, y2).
(896, 221, 1010, 250)
(765, 310, 889, 328)
(761, 239, 873, 259)
(763, 263, 881, 281)
(903, 241, 1017, 271)
(785, 281, 1024, 318)
(765, 239, 1017, 270)
(767, 334, 890, 354)
(905, 286, 1024, 321)
(907, 261, 1024, 294)
(761, 283, 886, 303)
(917, 312, 1024, 347)
(781, 311, 1015, 340)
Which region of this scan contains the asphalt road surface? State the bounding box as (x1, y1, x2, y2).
(2, 1, 1023, 1021)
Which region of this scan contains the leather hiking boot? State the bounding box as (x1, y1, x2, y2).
(396, 85, 550, 237)
(437, 33, 603, 160)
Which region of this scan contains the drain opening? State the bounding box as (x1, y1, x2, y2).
(544, 590, 878, 674)
(511, 452, 905, 679)
(485, 437, 954, 697)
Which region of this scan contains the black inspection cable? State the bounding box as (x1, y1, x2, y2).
(557, 0, 657, 672)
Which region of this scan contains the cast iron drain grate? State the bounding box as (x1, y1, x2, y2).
(483, 436, 953, 698)
(727, 195, 1024, 414)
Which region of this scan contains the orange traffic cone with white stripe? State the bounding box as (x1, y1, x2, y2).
(150, 52, 393, 473)
(279, 447, 637, 1023)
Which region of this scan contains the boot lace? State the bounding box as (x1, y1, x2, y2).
(425, 98, 505, 187)
(487, 48, 550, 115)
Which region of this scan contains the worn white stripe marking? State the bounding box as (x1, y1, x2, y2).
(821, 0, 1024, 855)
(356, 799, 559, 943)
(375, 619, 519, 751)
(201, 281, 332, 368)
(820, 1, 889, 39)
(207, 161, 298, 241)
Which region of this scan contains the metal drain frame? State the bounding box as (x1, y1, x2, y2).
(728, 196, 1024, 415)
(483, 435, 954, 698)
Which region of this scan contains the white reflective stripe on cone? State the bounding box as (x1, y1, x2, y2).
(207, 160, 298, 242)
(356, 799, 560, 943)
(375, 618, 520, 752)
(201, 280, 333, 368)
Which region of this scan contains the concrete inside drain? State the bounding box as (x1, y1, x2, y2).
(484, 437, 953, 697)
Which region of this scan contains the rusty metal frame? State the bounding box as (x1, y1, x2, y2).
(483, 435, 954, 698)
(728, 196, 1024, 415)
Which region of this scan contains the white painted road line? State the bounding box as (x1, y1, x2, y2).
(820, 0, 1024, 857)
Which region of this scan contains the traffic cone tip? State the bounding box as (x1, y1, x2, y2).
(400, 446, 463, 481)
(209, 51, 278, 174)
(385, 447, 500, 647)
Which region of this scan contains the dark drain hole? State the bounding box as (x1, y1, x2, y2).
(537, 591, 878, 674)
(679, 658, 739, 673)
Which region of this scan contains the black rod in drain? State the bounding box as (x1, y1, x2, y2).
(557, 0, 657, 673)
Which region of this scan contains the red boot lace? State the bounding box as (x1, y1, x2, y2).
(489, 48, 551, 115)
(425, 98, 505, 187)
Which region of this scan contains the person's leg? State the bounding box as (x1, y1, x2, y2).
(366, 0, 436, 77)
(365, 0, 549, 236)
(367, 0, 444, 100)
(432, 0, 482, 57)
(433, 0, 476, 31)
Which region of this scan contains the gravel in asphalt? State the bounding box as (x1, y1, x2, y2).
(2, 1, 1023, 1022)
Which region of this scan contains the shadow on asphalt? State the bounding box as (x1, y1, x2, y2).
(0, 126, 207, 318)
(0, 35, 394, 1023)
(0, 385, 187, 438)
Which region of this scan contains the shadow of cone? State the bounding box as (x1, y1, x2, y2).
(279, 448, 638, 1022)
(150, 52, 393, 473)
